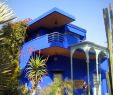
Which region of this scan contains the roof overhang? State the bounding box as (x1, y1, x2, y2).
(27, 8, 75, 31)
(39, 46, 96, 59)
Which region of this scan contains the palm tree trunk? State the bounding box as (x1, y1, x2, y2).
(30, 86, 37, 95)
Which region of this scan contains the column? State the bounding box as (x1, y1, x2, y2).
(86, 50, 90, 95)
(95, 50, 101, 95)
(83, 46, 90, 95)
(70, 48, 77, 95)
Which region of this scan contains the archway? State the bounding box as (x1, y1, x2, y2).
(71, 48, 87, 94)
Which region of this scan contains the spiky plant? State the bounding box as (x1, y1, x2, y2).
(25, 53, 48, 95)
(0, 1, 15, 24)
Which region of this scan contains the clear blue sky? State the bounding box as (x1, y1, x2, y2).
(7, 0, 113, 47)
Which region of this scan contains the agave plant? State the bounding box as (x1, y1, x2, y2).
(25, 52, 48, 95)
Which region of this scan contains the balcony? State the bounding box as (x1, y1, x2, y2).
(48, 32, 64, 43)
(48, 32, 64, 47)
(20, 32, 65, 69)
(20, 31, 81, 69)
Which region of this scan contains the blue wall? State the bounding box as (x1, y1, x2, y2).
(20, 19, 109, 94)
(20, 27, 85, 69)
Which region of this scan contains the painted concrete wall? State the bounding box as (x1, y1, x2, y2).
(21, 54, 109, 94)
(20, 25, 85, 69)
(20, 21, 109, 94)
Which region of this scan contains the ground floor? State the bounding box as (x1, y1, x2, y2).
(20, 41, 109, 95)
(37, 55, 109, 95)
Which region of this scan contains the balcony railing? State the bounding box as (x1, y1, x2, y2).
(48, 32, 64, 43)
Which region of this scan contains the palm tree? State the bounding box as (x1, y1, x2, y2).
(25, 52, 48, 95)
(0, 1, 15, 24)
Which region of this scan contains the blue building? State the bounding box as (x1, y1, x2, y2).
(20, 8, 109, 95)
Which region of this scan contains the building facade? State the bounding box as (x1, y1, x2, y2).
(20, 8, 109, 95)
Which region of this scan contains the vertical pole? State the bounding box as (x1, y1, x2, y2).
(96, 54, 99, 82)
(103, 7, 113, 94)
(71, 51, 73, 82)
(95, 51, 100, 95)
(98, 56, 102, 95)
(85, 49, 90, 95)
(70, 49, 74, 95)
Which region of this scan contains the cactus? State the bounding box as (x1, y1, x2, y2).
(103, 4, 113, 94)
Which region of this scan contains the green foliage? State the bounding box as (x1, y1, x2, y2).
(0, 20, 28, 94)
(38, 78, 73, 95)
(25, 53, 48, 95)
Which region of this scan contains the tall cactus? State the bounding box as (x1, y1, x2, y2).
(103, 4, 113, 94)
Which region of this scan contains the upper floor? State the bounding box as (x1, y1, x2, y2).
(24, 8, 86, 47)
(20, 8, 87, 69)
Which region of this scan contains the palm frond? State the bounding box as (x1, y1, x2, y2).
(0, 1, 16, 24)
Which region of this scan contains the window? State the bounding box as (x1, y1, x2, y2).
(52, 71, 63, 82)
(54, 73, 62, 82)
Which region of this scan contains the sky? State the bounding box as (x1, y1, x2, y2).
(6, 0, 113, 47)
